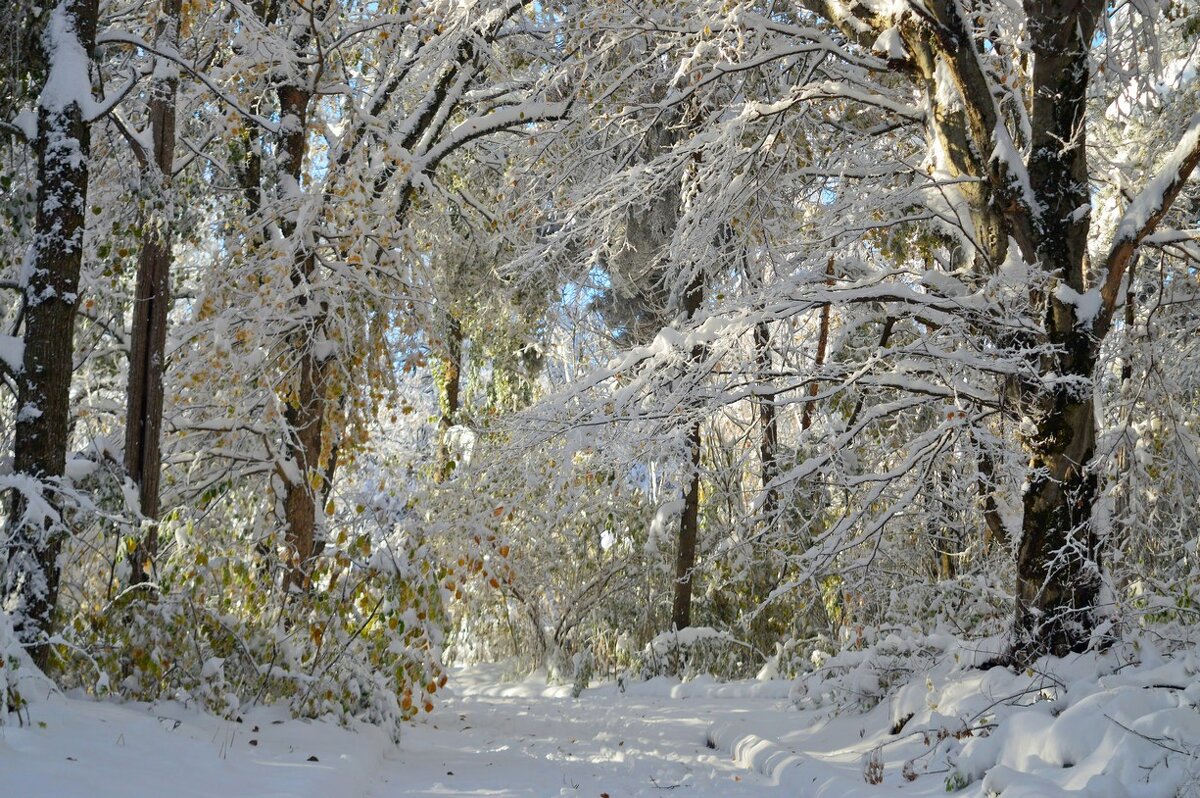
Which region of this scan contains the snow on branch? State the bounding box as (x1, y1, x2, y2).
(83, 65, 146, 124)
(95, 30, 282, 133)
(0, 117, 32, 141)
(1097, 111, 1200, 338)
(989, 120, 1040, 218)
(416, 100, 572, 175)
(1112, 112, 1200, 247)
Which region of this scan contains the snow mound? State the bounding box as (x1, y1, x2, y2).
(0, 612, 59, 721)
(705, 635, 1200, 796)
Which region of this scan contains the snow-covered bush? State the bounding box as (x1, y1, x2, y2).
(636, 627, 757, 681)
(52, 509, 447, 740)
(0, 609, 58, 725)
(796, 633, 953, 713)
(2, 611, 31, 721)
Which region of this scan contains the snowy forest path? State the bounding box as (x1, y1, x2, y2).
(372, 671, 795, 797)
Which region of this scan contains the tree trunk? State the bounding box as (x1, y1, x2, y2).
(126, 0, 181, 585)
(1013, 395, 1099, 659)
(905, 0, 1104, 661)
(4, 0, 98, 668)
(671, 275, 705, 631)
(434, 314, 463, 482)
(975, 445, 1007, 552)
(754, 319, 777, 522)
(275, 74, 326, 593)
(801, 250, 834, 431)
(1010, 0, 1105, 663)
(671, 416, 702, 631)
(803, 0, 1196, 661)
(282, 329, 328, 593)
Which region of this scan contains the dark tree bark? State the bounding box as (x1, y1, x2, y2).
(1009, 0, 1105, 661)
(974, 445, 1007, 552)
(754, 319, 778, 521)
(434, 314, 463, 483)
(670, 275, 705, 631)
(126, 0, 181, 585)
(4, 0, 98, 668)
(801, 251, 835, 432)
(671, 416, 702, 631)
(1008, 0, 1200, 658)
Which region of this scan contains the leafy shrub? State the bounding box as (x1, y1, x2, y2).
(54, 514, 447, 741)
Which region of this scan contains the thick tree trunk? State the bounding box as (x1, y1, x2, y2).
(1009, 0, 1105, 663)
(126, 0, 181, 585)
(906, 0, 1105, 660)
(4, 0, 97, 668)
(806, 0, 1195, 661)
(1013, 395, 1100, 658)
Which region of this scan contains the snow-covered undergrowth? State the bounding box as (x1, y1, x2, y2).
(0, 611, 58, 722)
(637, 626, 754, 681)
(709, 632, 1200, 797)
(4, 613, 398, 798)
(47, 511, 448, 741)
(8, 627, 1200, 797)
(401, 632, 1200, 796)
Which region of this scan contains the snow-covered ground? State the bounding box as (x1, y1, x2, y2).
(6, 637, 1200, 797)
(2, 665, 783, 798)
(1, 681, 392, 798)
